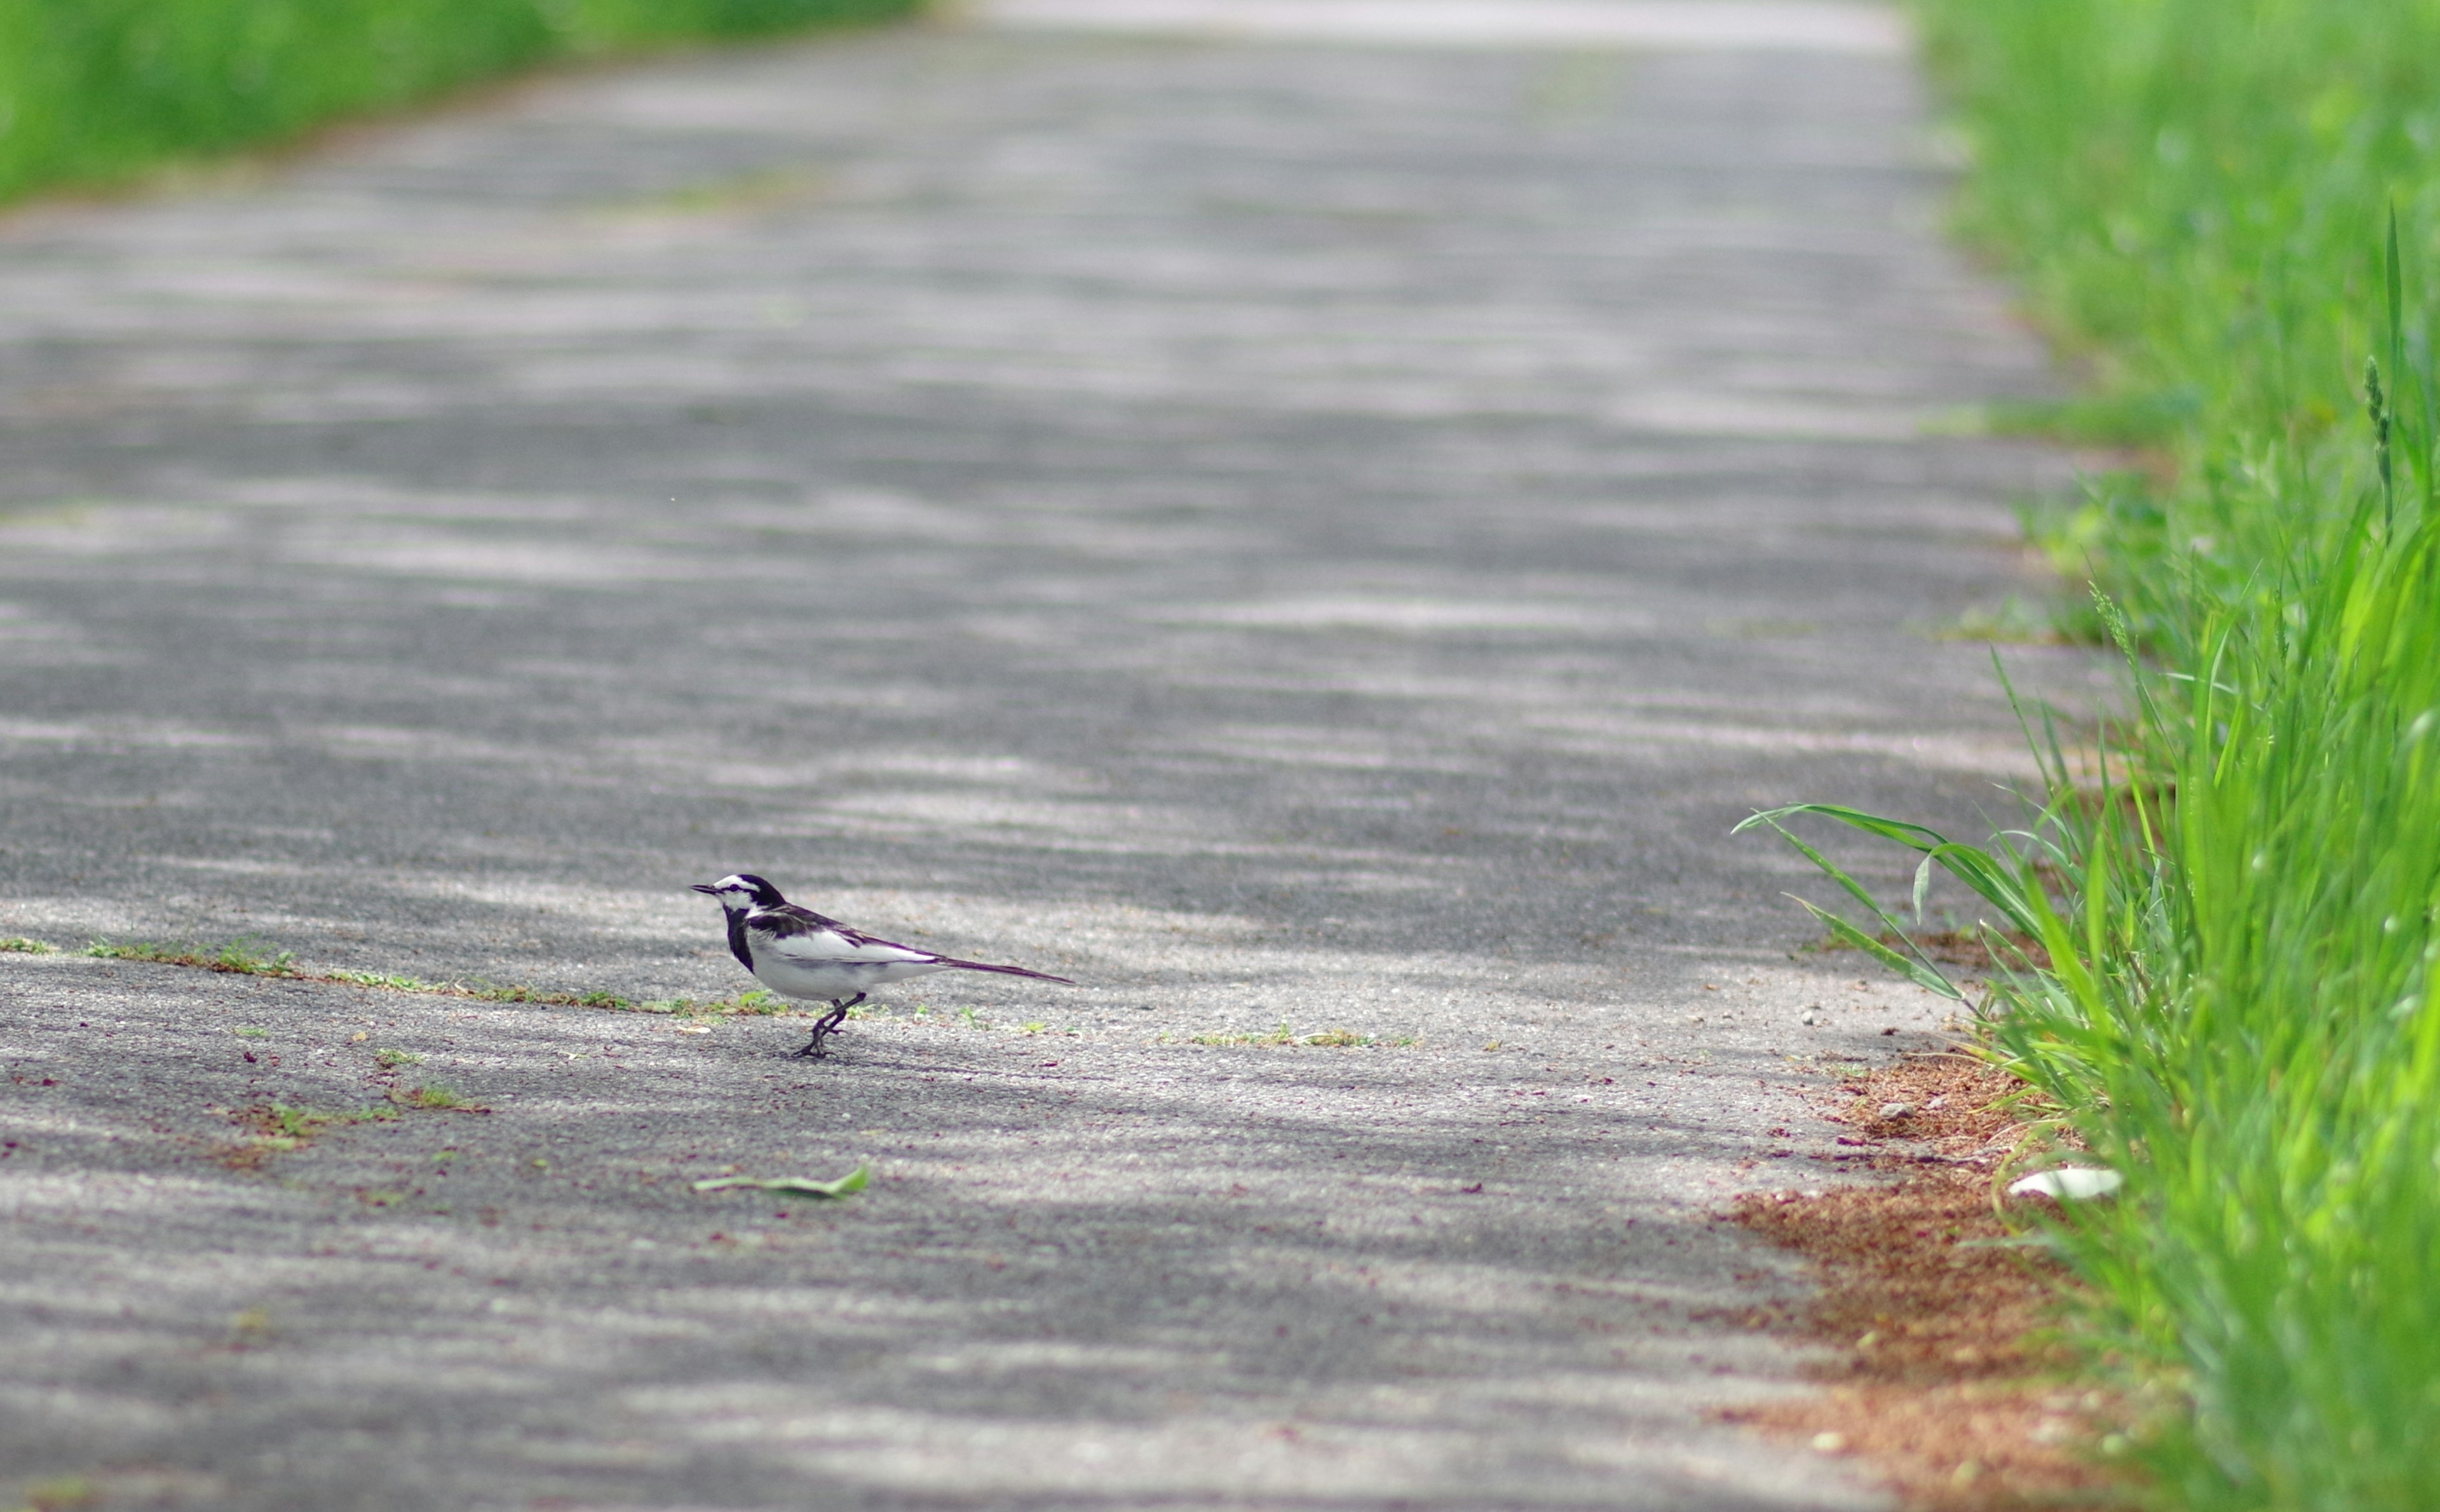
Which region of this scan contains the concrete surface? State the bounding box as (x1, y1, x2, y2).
(0, 4, 2096, 1508)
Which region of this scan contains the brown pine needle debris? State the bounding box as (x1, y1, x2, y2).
(1718, 1055, 2138, 1510)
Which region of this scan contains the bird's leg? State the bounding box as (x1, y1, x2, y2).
(791, 994, 867, 1058)
(824, 992, 866, 1042)
(791, 1011, 840, 1058)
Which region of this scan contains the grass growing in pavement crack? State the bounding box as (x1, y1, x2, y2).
(26, 934, 796, 1018)
(219, 1082, 484, 1169)
(1179, 1021, 1416, 1048)
(22, 933, 1078, 1038)
(90, 937, 296, 974)
(218, 1101, 398, 1170)
(388, 1084, 483, 1112)
(11, 931, 1097, 1044)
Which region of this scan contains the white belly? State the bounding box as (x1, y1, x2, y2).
(748, 952, 949, 1004)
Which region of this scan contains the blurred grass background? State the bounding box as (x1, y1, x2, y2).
(1911, 0, 2440, 630)
(1916, 0, 2439, 449)
(0, 0, 919, 204)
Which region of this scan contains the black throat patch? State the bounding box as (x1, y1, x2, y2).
(723, 910, 756, 972)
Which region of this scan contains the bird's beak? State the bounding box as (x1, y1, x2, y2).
(690, 883, 721, 895)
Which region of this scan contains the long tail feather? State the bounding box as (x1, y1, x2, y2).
(939, 957, 1073, 984)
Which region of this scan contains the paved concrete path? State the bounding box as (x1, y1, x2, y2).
(0, 6, 2089, 1509)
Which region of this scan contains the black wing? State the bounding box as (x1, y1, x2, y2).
(752, 903, 1063, 979)
(760, 902, 933, 955)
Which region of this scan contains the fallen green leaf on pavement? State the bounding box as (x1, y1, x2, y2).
(691, 1166, 869, 1199)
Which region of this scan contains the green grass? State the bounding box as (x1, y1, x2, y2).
(45, 931, 793, 1018)
(244, 1102, 395, 1140)
(1742, 4, 2440, 1504)
(88, 936, 299, 975)
(1915, 0, 2440, 437)
(221, 1086, 480, 1166)
(1183, 1021, 1402, 1048)
(219, 1099, 401, 1165)
(1759, 467, 2440, 1506)
(389, 1083, 481, 1111)
(0, 0, 921, 206)
(323, 968, 447, 992)
(1912, 0, 2440, 637)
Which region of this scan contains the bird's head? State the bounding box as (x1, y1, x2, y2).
(690, 873, 785, 912)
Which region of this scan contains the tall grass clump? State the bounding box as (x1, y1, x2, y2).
(1759, 328, 2440, 1502)
(2089, 402, 2440, 1510)
(0, 0, 918, 203)
(1742, 1, 2440, 1503)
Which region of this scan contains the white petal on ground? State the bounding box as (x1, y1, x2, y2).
(2009, 1167, 2124, 1201)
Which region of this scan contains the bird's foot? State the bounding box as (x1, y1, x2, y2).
(789, 1000, 858, 1060)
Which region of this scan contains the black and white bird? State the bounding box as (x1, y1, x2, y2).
(691, 873, 1073, 1058)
